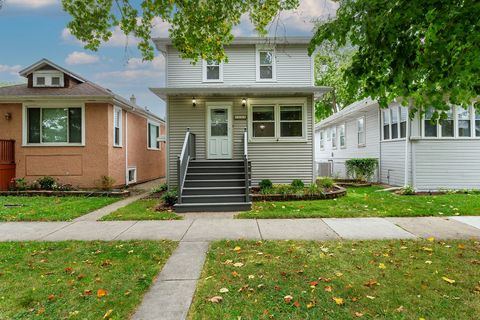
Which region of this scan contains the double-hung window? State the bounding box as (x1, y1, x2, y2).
(252, 106, 275, 138)
(203, 60, 223, 82)
(476, 109, 480, 137)
(424, 108, 438, 137)
(256, 47, 276, 81)
(113, 106, 122, 147)
(319, 130, 325, 149)
(148, 122, 160, 149)
(382, 109, 390, 140)
(26, 106, 83, 145)
(331, 127, 337, 149)
(457, 107, 471, 137)
(400, 107, 407, 138)
(391, 107, 399, 139)
(339, 124, 346, 148)
(357, 117, 365, 146)
(280, 106, 303, 137)
(440, 107, 454, 137)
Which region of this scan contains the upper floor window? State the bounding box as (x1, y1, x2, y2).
(25, 106, 83, 145)
(113, 106, 122, 147)
(391, 108, 399, 139)
(357, 117, 365, 146)
(148, 122, 160, 150)
(382, 109, 390, 140)
(202, 60, 223, 82)
(256, 46, 276, 81)
(339, 124, 346, 148)
(33, 71, 64, 87)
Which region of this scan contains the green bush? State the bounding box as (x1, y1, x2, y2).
(317, 177, 335, 189)
(36, 176, 57, 190)
(307, 183, 320, 195)
(161, 190, 178, 206)
(96, 176, 116, 191)
(400, 185, 416, 195)
(9, 178, 29, 191)
(275, 184, 291, 195)
(152, 182, 168, 193)
(259, 179, 273, 192)
(290, 179, 304, 190)
(345, 158, 378, 182)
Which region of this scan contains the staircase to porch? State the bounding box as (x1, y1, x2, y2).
(174, 129, 252, 213)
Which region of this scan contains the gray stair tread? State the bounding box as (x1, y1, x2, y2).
(183, 187, 246, 190)
(175, 202, 252, 207)
(185, 179, 249, 182)
(182, 194, 245, 198)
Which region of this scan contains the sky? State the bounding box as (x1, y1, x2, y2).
(0, 0, 337, 118)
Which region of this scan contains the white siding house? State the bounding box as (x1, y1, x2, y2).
(316, 99, 480, 191)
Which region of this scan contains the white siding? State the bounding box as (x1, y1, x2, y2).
(166, 44, 312, 87)
(380, 140, 407, 186)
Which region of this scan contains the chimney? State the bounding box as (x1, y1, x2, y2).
(130, 94, 136, 105)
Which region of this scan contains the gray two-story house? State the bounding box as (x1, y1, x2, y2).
(151, 37, 329, 212)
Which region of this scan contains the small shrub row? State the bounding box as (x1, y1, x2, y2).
(9, 175, 119, 192)
(345, 158, 378, 182)
(257, 177, 336, 196)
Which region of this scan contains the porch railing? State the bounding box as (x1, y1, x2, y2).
(0, 140, 15, 164)
(177, 128, 196, 204)
(243, 128, 250, 202)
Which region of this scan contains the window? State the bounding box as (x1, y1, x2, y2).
(256, 47, 276, 81)
(113, 107, 122, 147)
(383, 109, 390, 140)
(391, 107, 399, 139)
(127, 167, 137, 184)
(203, 60, 223, 82)
(327, 128, 331, 141)
(440, 107, 454, 137)
(319, 130, 324, 149)
(457, 107, 471, 137)
(26, 106, 83, 144)
(36, 77, 45, 86)
(357, 117, 365, 146)
(148, 122, 160, 149)
(249, 100, 306, 141)
(32, 71, 64, 87)
(476, 109, 480, 137)
(400, 107, 407, 138)
(51, 77, 60, 86)
(424, 108, 438, 137)
(339, 124, 346, 148)
(331, 127, 337, 149)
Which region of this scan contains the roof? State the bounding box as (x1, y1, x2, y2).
(150, 85, 331, 101)
(0, 59, 164, 123)
(315, 98, 379, 130)
(153, 36, 312, 53)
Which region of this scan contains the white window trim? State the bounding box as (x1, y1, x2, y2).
(147, 120, 161, 150)
(331, 126, 337, 149)
(127, 167, 137, 184)
(339, 123, 346, 149)
(113, 106, 123, 147)
(22, 103, 86, 147)
(319, 130, 325, 150)
(421, 105, 479, 139)
(33, 71, 64, 87)
(255, 45, 277, 82)
(248, 98, 307, 142)
(399, 106, 408, 139)
(357, 116, 366, 147)
(202, 59, 224, 83)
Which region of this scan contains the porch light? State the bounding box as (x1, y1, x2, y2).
(192, 97, 196, 107)
(242, 98, 247, 107)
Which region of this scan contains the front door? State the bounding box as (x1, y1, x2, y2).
(207, 104, 232, 159)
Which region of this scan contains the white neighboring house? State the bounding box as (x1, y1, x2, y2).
(315, 98, 480, 191)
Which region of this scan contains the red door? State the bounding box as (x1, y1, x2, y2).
(0, 140, 15, 191)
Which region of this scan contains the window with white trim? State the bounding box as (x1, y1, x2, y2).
(457, 107, 471, 137)
(148, 122, 160, 149)
(331, 126, 337, 149)
(357, 117, 365, 146)
(256, 47, 276, 81)
(400, 107, 407, 138)
(424, 108, 438, 137)
(203, 60, 223, 82)
(252, 106, 275, 138)
(339, 124, 346, 148)
(33, 71, 64, 87)
(319, 130, 324, 149)
(391, 107, 399, 139)
(26, 106, 83, 144)
(476, 108, 480, 137)
(440, 107, 454, 137)
(127, 167, 137, 183)
(382, 109, 390, 140)
(113, 107, 122, 147)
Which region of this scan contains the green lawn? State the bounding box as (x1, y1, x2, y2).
(0, 196, 119, 221)
(0, 240, 176, 320)
(189, 240, 480, 320)
(238, 186, 480, 218)
(101, 198, 181, 221)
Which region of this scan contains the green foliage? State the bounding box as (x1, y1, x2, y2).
(310, 0, 480, 116)
(307, 183, 320, 195)
(96, 175, 116, 191)
(274, 184, 291, 196)
(152, 182, 168, 193)
(290, 179, 304, 190)
(259, 179, 273, 193)
(9, 178, 28, 191)
(61, 0, 299, 62)
(316, 177, 334, 189)
(36, 176, 57, 190)
(161, 190, 178, 207)
(400, 185, 416, 195)
(345, 158, 378, 182)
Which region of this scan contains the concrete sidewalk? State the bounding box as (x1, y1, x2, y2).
(1, 216, 479, 242)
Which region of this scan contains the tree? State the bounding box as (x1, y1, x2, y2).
(61, 0, 299, 62)
(309, 0, 480, 118)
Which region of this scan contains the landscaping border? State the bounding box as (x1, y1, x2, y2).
(0, 190, 130, 198)
(251, 185, 346, 202)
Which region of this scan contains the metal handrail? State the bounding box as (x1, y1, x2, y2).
(177, 128, 196, 204)
(243, 128, 250, 202)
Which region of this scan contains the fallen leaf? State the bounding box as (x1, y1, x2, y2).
(396, 305, 405, 312)
(335, 272, 344, 277)
(231, 271, 239, 277)
(427, 237, 435, 242)
(307, 302, 315, 309)
(233, 246, 242, 252)
(324, 286, 332, 292)
(423, 247, 433, 252)
(103, 309, 113, 319)
(309, 281, 318, 288)
(293, 301, 301, 308)
(378, 263, 386, 269)
(333, 297, 344, 305)
(83, 289, 92, 296)
(233, 262, 244, 267)
(97, 289, 107, 298)
(354, 312, 364, 317)
(248, 275, 255, 279)
(284, 295, 293, 304)
(219, 288, 229, 293)
(209, 296, 223, 303)
(425, 260, 432, 264)
(364, 279, 378, 288)
(442, 276, 456, 284)
(48, 294, 55, 301)
(366, 295, 376, 300)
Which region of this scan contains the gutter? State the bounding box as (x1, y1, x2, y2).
(125, 112, 129, 186)
(404, 105, 410, 186)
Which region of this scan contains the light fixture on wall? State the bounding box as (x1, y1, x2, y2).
(192, 97, 197, 107)
(4, 112, 12, 121)
(242, 98, 247, 107)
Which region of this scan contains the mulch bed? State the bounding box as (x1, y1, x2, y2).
(251, 185, 346, 202)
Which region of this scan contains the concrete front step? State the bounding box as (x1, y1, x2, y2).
(174, 202, 252, 213)
(183, 186, 246, 195)
(182, 194, 248, 204)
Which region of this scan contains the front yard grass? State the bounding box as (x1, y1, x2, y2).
(101, 198, 181, 221)
(189, 239, 480, 319)
(0, 196, 119, 221)
(0, 240, 176, 320)
(238, 186, 480, 218)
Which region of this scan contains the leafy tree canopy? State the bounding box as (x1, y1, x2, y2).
(310, 0, 480, 118)
(61, 0, 299, 62)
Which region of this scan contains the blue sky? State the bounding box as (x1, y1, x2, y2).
(0, 0, 337, 118)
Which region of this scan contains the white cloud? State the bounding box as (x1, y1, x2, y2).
(65, 51, 99, 65)
(0, 64, 22, 75)
(0, 64, 24, 82)
(96, 54, 165, 82)
(6, 0, 58, 8)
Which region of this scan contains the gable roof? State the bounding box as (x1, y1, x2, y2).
(19, 58, 87, 83)
(315, 98, 379, 130)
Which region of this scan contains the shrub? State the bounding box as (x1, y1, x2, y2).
(275, 184, 291, 196)
(345, 158, 378, 182)
(96, 176, 116, 191)
(161, 190, 178, 206)
(9, 178, 28, 191)
(36, 176, 57, 190)
(152, 182, 168, 193)
(307, 183, 320, 195)
(290, 179, 304, 190)
(317, 177, 335, 189)
(400, 185, 416, 195)
(259, 179, 273, 192)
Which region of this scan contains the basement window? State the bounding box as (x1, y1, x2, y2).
(128, 167, 137, 184)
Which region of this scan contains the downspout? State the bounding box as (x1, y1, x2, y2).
(378, 108, 382, 183)
(404, 106, 410, 186)
(125, 112, 129, 186)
